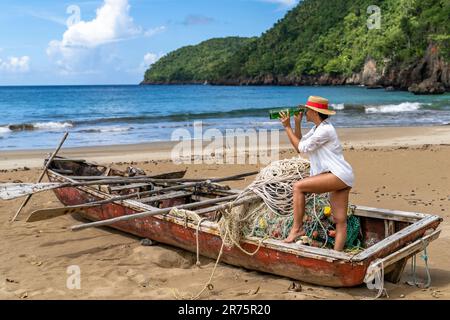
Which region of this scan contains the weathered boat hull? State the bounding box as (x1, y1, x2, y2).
(47, 160, 442, 288)
(52, 186, 367, 287)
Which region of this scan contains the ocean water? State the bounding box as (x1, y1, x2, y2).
(0, 85, 449, 150)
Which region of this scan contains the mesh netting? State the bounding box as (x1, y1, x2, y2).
(218, 156, 363, 251)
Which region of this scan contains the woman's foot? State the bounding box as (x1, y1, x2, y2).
(283, 227, 306, 243)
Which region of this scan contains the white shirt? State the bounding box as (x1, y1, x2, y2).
(298, 120, 354, 187)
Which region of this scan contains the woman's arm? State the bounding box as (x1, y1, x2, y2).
(280, 111, 301, 153)
(294, 112, 303, 140)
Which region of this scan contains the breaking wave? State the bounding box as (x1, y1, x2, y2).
(1, 121, 73, 132)
(365, 102, 424, 114)
(79, 126, 133, 133)
(331, 103, 345, 110)
(0, 127, 12, 134)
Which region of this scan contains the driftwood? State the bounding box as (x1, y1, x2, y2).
(11, 132, 69, 222)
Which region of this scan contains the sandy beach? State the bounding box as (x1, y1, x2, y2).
(0, 125, 449, 300)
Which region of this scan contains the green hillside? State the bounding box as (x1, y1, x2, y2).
(142, 0, 450, 91)
(143, 37, 256, 83)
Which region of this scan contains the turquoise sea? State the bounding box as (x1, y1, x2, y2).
(0, 85, 449, 150)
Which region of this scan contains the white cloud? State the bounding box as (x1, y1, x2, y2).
(0, 56, 30, 73)
(27, 10, 67, 26)
(144, 53, 159, 65)
(47, 0, 165, 74)
(262, 0, 299, 8)
(144, 26, 167, 37)
(138, 52, 164, 73)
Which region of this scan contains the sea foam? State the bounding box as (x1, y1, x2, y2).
(331, 103, 345, 110)
(0, 126, 12, 134)
(33, 122, 73, 130)
(365, 102, 423, 114)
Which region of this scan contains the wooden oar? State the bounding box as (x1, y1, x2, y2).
(1, 170, 258, 201)
(26, 171, 259, 222)
(26, 190, 193, 223)
(71, 194, 259, 232)
(59, 171, 187, 181)
(11, 132, 69, 222)
(27, 206, 88, 223)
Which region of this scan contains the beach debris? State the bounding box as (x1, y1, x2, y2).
(14, 289, 28, 299)
(127, 166, 146, 177)
(6, 278, 19, 284)
(30, 260, 43, 267)
(251, 286, 260, 295)
(431, 290, 441, 298)
(288, 282, 302, 293)
(141, 238, 158, 246)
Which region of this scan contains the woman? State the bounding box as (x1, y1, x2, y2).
(280, 96, 354, 251)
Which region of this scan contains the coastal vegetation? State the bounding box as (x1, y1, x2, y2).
(143, 0, 450, 93)
(143, 37, 256, 83)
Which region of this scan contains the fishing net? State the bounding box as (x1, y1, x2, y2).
(218, 156, 362, 251)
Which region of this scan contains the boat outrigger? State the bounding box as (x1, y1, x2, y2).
(37, 157, 442, 288)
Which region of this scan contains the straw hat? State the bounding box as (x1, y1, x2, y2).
(302, 96, 336, 116)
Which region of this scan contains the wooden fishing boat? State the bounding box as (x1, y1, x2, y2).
(45, 157, 443, 288)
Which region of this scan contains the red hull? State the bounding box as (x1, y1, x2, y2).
(54, 186, 367, 287)
(46, 157, 441, 289)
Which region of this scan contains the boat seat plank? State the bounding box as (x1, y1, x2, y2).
(52, 169, 74, 174)
(355, 205, 426, 223)
(65, 176, 124, 180)
(52, 158, 87, 163)
(139, 191, 193, 203)
(110, 183, 153, 192)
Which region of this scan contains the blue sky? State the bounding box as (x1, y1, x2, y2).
(0, 0, 299, 85)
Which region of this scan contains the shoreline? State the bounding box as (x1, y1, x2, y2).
(141, 81, 450, 94)
(1, 125, 450, 170)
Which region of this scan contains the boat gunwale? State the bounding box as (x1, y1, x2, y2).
(47, 167, 442, 264)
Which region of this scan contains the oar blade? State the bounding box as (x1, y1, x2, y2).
(27, 207, 86, 222)
(0, 183, 61, 200)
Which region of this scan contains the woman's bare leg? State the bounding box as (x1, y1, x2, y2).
(284, 173, 348, 243)
(330, 188, 351, 251)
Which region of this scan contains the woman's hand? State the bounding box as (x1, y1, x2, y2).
(279, 111, 291, 128)
(294, 111, 303, 125)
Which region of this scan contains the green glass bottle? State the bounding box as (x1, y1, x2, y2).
(269, 107, 304, 120)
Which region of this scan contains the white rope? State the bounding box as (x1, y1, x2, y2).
(196, 217, 208, 267)
(239, 157, 311, 216)
(364, 259, 389, 300)
(218, 156, 331, 248)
